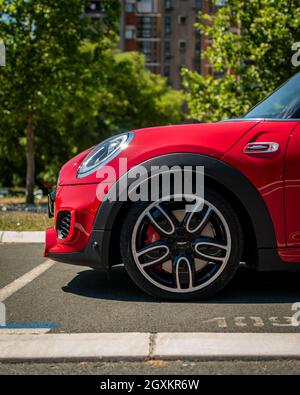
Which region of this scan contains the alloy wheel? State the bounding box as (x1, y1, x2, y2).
(131, 195, 231, 294)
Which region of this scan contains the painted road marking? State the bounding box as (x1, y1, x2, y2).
(0, 322, 57, 334)
(250, 316, 265, 327)
(0, 322, 57, 329)
(202, 316, 299, 328)
(0, 260, 55, 302)
(1, 332, 300, 361)
(269, 316, 295, 327)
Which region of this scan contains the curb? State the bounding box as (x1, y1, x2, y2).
(0, 231, 44, 243)
(1, 332, 300, 362)
(0, 333, 149, 362)
(153, 332, 300, 360)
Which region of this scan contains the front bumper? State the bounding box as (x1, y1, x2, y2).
(44, 183, 112, 271)
(45, 227, 111, 270)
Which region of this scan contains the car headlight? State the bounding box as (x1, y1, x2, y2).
(77, 132, 134, 178)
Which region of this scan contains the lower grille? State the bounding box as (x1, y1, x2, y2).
(56, 211, 71, 239)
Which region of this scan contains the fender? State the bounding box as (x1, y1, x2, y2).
(94, 153, 277, 250)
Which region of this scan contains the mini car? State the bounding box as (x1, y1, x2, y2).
(45, 73, 300, 300)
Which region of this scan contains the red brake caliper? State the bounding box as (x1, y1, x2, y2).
(145, 225, 163, 272)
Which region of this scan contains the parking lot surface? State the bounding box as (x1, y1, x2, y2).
(1, 243, 300, 374)
(1, 244, 300, 333)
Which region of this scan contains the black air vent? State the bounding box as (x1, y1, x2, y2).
(56, 211, 71, 239)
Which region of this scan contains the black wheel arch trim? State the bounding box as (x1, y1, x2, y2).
(93, 153, 277, 250)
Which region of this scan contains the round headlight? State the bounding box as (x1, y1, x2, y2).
(77, 132, 134, 178)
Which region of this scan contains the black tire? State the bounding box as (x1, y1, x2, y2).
(120, 187, 243, 301)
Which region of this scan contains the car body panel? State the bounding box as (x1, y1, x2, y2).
(58, 122, 260, 186)
(278, 247, 300, 262)
(285, 123, 300, 247)
(44, 119, 300, 268)
(48, 183, 101, 254)
(45, 121, 261, 258)
(223, 120, 299, 248)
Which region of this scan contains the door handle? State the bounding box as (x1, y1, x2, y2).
(243, 142, 279, 154)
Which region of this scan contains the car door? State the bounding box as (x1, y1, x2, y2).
(224, 120, 299, 249)
(284, 122, 300, 251)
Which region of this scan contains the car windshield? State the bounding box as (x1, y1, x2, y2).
(244, 73, 300, 119)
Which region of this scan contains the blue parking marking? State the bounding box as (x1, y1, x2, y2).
(0, 322, 57, 329)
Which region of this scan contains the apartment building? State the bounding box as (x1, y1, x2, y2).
(119, 0, 216, 89)
(87, 1, 223, 89)
(119, 0, 162, 75)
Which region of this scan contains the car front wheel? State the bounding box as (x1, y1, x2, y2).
(120, 188, 243, 300)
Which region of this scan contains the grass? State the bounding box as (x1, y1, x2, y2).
(0, 196, 48, 205)
(0, 212, 53, 231)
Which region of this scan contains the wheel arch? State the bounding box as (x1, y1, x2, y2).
(93, 153, 277, 268)
(204, 176, 257, 265)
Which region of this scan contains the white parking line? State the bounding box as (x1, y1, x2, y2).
(0, 260, 55, 302)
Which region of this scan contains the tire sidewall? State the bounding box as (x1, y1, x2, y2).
(120, 187, 243, 301)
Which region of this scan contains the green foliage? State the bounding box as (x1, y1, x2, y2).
(36, 49, 184, 185)
(0, 0, 120, 189)
(0, 1, 184, 188)
(99, 51, 184, 132)
(182, 0, 300, 122)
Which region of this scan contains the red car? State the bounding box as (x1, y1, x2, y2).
(45, 73, 300, 300)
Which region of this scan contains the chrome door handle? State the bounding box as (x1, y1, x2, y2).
(243, 142, 279, 154)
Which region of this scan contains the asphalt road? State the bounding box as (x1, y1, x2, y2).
(2, 244, 300, 333)
(1, 243, 300, 374)
(2, 360, 300, 375)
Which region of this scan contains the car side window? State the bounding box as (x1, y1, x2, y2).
(245, 73, 300, 119)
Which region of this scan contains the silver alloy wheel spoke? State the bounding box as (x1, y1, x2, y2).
(194, 239, 228, 263)
(173, 255, 195, 290)
(131, 196, 232, 294)
(136, 242, 170, 267)
(185, 205, 212, 234)
(146, 203, 177, 236)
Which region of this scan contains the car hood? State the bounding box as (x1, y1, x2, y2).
(59, 120, 260, 185)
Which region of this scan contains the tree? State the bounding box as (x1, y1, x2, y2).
(98, 50, 185, 132)
(0, 1, 184, 197)
(35, 48, 185, 186)
(0, 0, 120, 203)
(182, 0, 300, 122)
(0, 37, 184, 189)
